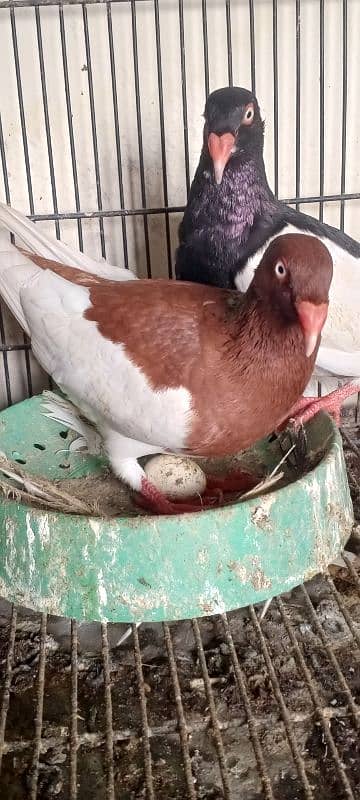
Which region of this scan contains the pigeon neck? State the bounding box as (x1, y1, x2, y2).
(198, 152, 274, 237)
(224, 154, 273, 203)
(218, 290, 315, 439)
(231, 287, 305, 360)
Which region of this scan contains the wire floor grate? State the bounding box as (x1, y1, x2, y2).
(0, 547, 359, 798)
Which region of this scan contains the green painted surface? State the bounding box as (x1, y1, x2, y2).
(0, 395, 354, 622)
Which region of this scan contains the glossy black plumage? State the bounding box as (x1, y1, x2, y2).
(175, 86, 360, 289)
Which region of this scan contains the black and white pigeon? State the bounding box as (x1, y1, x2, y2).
(175, 86, 360, 420)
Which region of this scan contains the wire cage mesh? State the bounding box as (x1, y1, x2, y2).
(1, 0, 360, 408)
(0, 0, 360, 798)
(1, 559, 360, 799)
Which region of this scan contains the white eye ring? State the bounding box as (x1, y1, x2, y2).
(243, 105, 254, 125)
(275, 261, 286, 278)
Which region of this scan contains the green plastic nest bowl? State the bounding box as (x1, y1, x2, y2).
(0, 394, 354, 623)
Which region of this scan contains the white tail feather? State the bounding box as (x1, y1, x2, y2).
(0, 202, 137, 281)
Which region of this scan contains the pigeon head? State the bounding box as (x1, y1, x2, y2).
(203, 86, 264, 185)
(251, 234, 333, 358)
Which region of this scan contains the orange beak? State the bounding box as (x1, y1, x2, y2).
(295, 300, 329, 358)
(207, 132, 236, 185)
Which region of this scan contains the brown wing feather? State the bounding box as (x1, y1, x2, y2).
(18, 247, 316, 456)
(84, 280, 234, 389)
(17, 248, 106, 286)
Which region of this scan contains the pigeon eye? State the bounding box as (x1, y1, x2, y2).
(275, 261, 287, 278)
(243, 105, 254, 125)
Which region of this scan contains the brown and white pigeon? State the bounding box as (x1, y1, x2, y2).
(0, 203, 332, 514)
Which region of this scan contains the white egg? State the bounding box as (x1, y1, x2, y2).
(144, 455, 207, 500)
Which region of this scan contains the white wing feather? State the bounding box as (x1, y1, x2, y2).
(41, 390, 102, 454)
(0, 202, 137, 333)
(0, 201, 137, 281)
(19, 270, 191, 453)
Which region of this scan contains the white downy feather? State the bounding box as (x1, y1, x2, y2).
(41, 391, 102, 454)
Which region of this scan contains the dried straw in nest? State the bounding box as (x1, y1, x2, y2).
(0, 442, 296, 518)
(0, 453, 134, 517)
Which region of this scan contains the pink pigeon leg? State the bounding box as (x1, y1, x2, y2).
(289, 381, 360, 429)
(134, 469, 259, 515)
(134, 477, 220, 515)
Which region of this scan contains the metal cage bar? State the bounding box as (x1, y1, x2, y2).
(276, 596, 356, 800)
(82, 3, 106, 259)
(163, 622, 197, 799)
(0, 606, 17, 773)
(340, 0, 348, 231)
(0, 561, 359, 796)
(192, 618, 231, 798)
(58, 3, 84, 251)
(7, 8, 34, 398)
(225, 0, 233, 87)
(178, 0, 190, 197)
(154, 0, 173, 279)
(35, 5, 61, 239)
(0, 0, 358, 403)
(248, 604, 314, 799)
(272, 0, 279, 197)
(299, 584, 360, 731)
(130, 0, 152, 277)
(248, 0, 256, 94)
(326, 574, 360, 650)
(101, 622, 115, 800)
(106, 1, 129, 269)
(1, 189, 358, 227)
(201, 0, 209, 98)
(295, 0, 301, 211)
(221, 613, 275, 800)
(319, 0, 325, 222)
(133, 623, 155, 799)
(29, 612, 47, 800)
(69, 619, 78, 800)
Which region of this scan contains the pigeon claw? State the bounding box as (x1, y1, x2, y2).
(134, 469, 258, 515)
(287, 382, 360, 430)
(134, 478, 220, 515)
